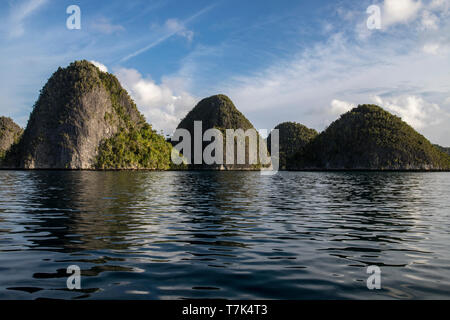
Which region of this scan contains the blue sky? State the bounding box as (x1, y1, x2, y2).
(1, 0, 450, 145)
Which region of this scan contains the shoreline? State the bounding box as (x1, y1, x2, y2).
(1, 168, 450, 172)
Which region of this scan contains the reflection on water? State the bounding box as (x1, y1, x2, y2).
(0, 171, 449, 299)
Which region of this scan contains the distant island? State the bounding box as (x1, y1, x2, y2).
(0, 116, 23, 160)
(288, 105, 450, 171)
(1, 60, 449, 171)
(434, 145, 450, 157)
(267, 122, 318, 170)
(174, 94, 268, 170)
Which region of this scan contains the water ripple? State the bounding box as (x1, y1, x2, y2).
(0, 171, 449, 299)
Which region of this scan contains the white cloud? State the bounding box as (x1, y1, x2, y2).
(429, 0, 450, 11)
(329, 99, 355, 115)
(379, 0, 449, 29)
(423, 43, 440, 54)
(214, 22, 450, 144)
(114, 68, 197, 134)
(7, 0, 48, 38)
(421, 10, 440, 29)
(165, 19, 194, 42)
(90, 61, 108, 73)
(372, 95, 448, 129)
(91, 17, 125, 34)
(120, 4, 215, 62)
(444, 97, 450, 105)
(120, 18, 193, 63)
(383, 0, 422, 27)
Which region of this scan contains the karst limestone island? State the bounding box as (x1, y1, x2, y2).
(0, 116, 23, 160)
(174, 94, 269, 170)
(0, 60, 449, 171)
(284, 105, 450, 170)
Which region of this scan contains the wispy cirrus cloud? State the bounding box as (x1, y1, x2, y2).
(163, 18, 194, 42)
(91, 17, 125, 35)
(5, 0, 48, 38)
(120, 3, 216, 62)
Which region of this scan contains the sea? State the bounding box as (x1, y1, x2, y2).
(0, 171, 449, 299)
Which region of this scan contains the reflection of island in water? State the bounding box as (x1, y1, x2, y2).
(0, 171, 449, 299)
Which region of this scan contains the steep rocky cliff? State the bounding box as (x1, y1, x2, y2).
(3, 60, 171, 169)
(0, 117, 23, 160)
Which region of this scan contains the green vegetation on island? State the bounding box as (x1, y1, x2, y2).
(176, 94, 268, 169)
(289, 104, 450, 170)
(178, 94, 254, 132)
(0, 117, 23, 161)
(1, 61, 449, 171)
(95, 123, 172, 170)
(267, 122, 318, 170)
(434, 145, 450, 156)
(2, 60, 171, 169)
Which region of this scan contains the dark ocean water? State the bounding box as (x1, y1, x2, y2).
(0, 170, 449, 300)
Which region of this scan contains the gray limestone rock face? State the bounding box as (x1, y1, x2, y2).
(0, 117, 23, 159)
(2, 60, 145, 169)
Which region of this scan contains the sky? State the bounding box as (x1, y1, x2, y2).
(1, 0, 450, 145)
